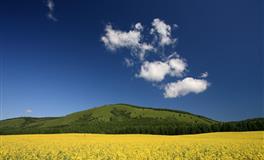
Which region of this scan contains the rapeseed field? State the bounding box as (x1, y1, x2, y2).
(0, 131, 263, 160)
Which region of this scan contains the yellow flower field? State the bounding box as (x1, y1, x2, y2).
(0, 131, 263, 160)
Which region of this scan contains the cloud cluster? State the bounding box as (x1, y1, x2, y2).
(46, 0, 57, 21)
(101, 18, 209, 98)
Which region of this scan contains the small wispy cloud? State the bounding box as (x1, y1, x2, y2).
(46, 0, 57, 22)
(124, 58, 134, 67)
(25, 109, 32, 113)
(200, 72, 209, 78)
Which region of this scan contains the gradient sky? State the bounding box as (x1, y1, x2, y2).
(0, 0, 263, 121)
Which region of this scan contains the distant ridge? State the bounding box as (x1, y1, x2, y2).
(0, 104, 263, 135)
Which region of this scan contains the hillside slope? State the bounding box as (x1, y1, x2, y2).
(0, 104, 263, 135)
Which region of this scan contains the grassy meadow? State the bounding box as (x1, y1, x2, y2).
(1, 131, 263, 160)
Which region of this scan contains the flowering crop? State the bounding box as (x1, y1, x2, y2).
(0, 131, 263, 160)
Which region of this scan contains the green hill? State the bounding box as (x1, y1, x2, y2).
(0, 104, 263, 135)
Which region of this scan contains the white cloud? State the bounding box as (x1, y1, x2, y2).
(46, 0, 57, 21)
(138, 61, 170, 82)
(200, 72, 209, 78)
(151, 18, 176, 46)
(168, 58, 187, 77)
(101, 24, 141, 50)
(164, 77, 209, 98)
(25, 109, 32, 113)
(138, 58, 187, 82)
(101, 24, 154, 60)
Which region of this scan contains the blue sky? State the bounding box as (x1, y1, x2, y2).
(0, 0, 263, 121)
